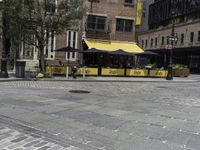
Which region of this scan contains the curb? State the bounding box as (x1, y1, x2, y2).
(38, 79, 198, 83)
(0, 78, 33, 82)
(0, 78, 198, 83)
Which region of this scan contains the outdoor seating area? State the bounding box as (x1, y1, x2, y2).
(47, 39, 190, 78)
(46, 66, 169, 78)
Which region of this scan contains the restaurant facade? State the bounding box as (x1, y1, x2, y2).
(137, 0, 200, 73)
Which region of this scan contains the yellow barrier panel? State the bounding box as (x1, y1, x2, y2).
(46, 66, 52, 75)
(102, 68, 125, 76)
(150, 70, 168, 78)
(76, 68, 98, 76)
(46, 66, 71, 75)
(127, 69, 148, 76)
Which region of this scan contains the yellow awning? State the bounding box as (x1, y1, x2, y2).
(83, 39, 144, 54)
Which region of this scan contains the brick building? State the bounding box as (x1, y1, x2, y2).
(0, 0, 142, 73)
(85, 0, 136, 42)
(137, 0, 200, 73)
(81, 0, 143, 69)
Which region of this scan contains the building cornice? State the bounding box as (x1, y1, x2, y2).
(137, 19, 200, 35)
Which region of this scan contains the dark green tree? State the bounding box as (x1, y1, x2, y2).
(1, 0, 84, 72)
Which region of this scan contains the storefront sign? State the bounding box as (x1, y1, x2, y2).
(127, 69, 148, 76)
(102, 68, 125, 76)
(46, 66, 71, 75)
(76, 68, 98, 75)
(150, 70, 168, 77)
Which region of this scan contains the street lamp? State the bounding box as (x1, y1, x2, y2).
(166, 10, 176, 80)
(0, 0, 10, 78)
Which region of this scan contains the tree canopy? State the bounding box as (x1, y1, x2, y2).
(1, 0, 84, 72)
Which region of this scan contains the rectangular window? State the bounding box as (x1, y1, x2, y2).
(150, 38, 153, 48)
(45, 30, 55, 59)
(67, 31, 71, 59)
(190, 32, 194, 43)
(66, 31, 78, 61)
(45, 0, 56, 13)
(198, 31, 200, 41)
(125, 0, 134, 4)
(87, 15, 106, 31)
(88, 0, 99, 2)
(142, 40, 144, 48)
(181, 33, 184, 44)
(175, 33, 178, 45)
(24, 0, 34, 10)
(145, 39, 148, 48)
(155, 37, 157, 47)
(161, 36, 164, 45)
(167, 36, 169, 44)
(116, 19, 133, 32)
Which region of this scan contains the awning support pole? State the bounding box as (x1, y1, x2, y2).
(83, 66, 86, 79)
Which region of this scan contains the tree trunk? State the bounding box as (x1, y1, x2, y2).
(39, 45, 45, 73)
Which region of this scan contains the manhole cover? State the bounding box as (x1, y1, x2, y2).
(157, 86, 168, 89)
(69, 90, 91, 94)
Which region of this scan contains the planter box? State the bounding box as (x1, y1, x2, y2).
(149, 70, 168, 78)
(46, 66, 72, 75)
(173, 68, 189, 77)
(76, 67, 98, 76)
(126, 69, 148, 77)
(101, 68, 125, 76)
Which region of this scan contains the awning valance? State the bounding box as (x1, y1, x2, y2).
(83, 39, 144, 54)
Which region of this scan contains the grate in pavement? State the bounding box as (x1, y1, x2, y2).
(156, 86, 168, 89)
(69, 90, 91, 94)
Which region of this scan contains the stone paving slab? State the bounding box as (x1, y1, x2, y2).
(0, 127, 82, 150)
(1, 80, 200, 149)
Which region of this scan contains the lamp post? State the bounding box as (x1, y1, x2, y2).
(0, 0, 10, 78)
(166, 10, 176, 80)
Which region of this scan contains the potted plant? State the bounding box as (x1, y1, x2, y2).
(173, 64, 189, 77)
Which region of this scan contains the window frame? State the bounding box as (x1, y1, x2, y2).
(124, 0, 134, 6)
(161, 36, 165, 45)
(155, 37, 158, 47)
(45, 0, 56, 13)
(198, 31, 200, 42)
(181, 33, 184, 44)
(190, 32, 194, 43)
(87, 15, 107, 31)
(150, 38, 153, 48)
(116, 18, 133, 32)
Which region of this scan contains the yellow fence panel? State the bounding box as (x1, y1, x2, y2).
(76, 68, 98, 76)
(102, 68, 125, 76)
(46, 66, 71, 75)
(150, 70, 168, 78)
(127, 69, 148, 77)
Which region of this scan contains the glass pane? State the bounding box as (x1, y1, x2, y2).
(124, 20, 133, 32)
(97, 16, 106, 30)
(116, 19, 124, 31)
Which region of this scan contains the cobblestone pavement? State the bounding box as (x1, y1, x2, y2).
(0, 126, 77, 150)
(0, 78, 200, 150)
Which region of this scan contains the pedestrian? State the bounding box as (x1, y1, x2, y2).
(72, 66, 77, 79)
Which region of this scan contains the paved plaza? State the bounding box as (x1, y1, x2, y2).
(0, 76, 200, 149)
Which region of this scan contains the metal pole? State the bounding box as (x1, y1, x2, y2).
(83, 66, 86, 79)
(66, 66, 69, 79)
(166, 10, 175, 80)
(0, 0, 9, 78)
